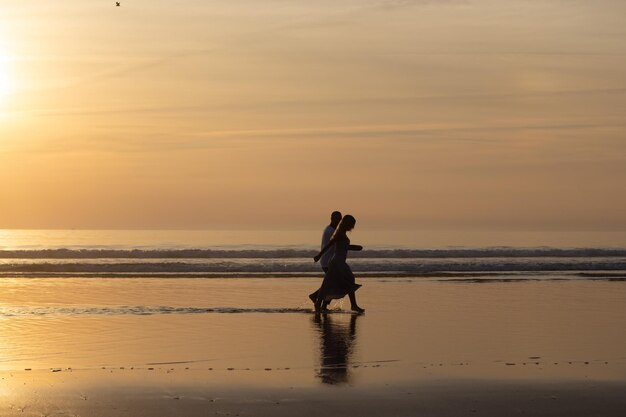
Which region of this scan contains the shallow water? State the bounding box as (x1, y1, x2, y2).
(1, 277, 625, 385)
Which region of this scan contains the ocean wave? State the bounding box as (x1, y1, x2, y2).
(1, 247, 625, 277)
(0, 258, 625, 276)
(1, 247, 625, 259)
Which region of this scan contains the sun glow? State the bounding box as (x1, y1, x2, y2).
(0, 54, 15, 102)
(0, 49, 16, 104)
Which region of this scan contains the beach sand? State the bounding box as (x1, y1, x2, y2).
(1, 277, 625, 416)
(2, 369, 626, 417)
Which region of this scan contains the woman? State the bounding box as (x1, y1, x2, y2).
(313, 214, 365, 313)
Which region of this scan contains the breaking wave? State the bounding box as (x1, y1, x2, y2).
(1, 248, 625, 259)
(0, 248, 624, 277)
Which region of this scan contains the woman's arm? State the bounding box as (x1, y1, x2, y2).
(348, 245, 363, 251)
(313, 237, 336, 262)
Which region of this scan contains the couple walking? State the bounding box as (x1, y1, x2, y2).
(310, 211, 365, 313)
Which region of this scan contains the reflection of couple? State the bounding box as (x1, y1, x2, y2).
(310, 211, 365, 313)
(313, 313, 359, 384)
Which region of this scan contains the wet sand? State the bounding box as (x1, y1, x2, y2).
(1, 277, 625, 415)
(2, 369, 626, 417)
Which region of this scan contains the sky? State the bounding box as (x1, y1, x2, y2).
(0, 0, 625, 231)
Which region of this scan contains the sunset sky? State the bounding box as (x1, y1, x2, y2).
(1, 0, 625, 230)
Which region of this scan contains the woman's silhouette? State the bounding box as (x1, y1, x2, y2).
(313, 214, 364, 313)
(313, 313, 359, 384)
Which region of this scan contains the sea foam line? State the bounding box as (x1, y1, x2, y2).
(1, 259, 625, 274)
(0, 306, 364, 317)
(1, 247, 625, 259)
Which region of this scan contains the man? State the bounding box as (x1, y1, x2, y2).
(309, 211, 342, 304)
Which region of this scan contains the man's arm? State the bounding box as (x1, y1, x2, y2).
(314, 237, 337, 262)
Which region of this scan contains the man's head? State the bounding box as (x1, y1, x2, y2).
(330, 211, 342, 228)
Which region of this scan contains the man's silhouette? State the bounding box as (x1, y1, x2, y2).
(309, 211, 342, 305)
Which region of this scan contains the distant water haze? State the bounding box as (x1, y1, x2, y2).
(0, 1, 625, 230)
(0, 229, 625, 250)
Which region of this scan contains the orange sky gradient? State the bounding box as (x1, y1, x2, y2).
(1, 1, 625, 230)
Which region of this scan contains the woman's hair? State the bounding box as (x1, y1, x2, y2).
(332, 214, 356, 240)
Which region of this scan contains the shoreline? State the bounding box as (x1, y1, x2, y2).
(3, 369, 626, 417)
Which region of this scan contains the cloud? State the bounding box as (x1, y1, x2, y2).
(10, 86, 625, 119)
(17, 119, 625, 157)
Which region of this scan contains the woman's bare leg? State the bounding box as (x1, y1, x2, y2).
(348, 292, 365, 313)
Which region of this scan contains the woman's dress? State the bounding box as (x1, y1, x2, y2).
(317, 238, 361, 302)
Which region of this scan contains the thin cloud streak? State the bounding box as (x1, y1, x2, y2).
(17, 121, 626, 155)
(8, 87, 626, 118)
(37, 1, 470, 91)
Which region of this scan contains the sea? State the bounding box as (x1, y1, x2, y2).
(1, 229, 625, 280)
(1, 229, 625, 380)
